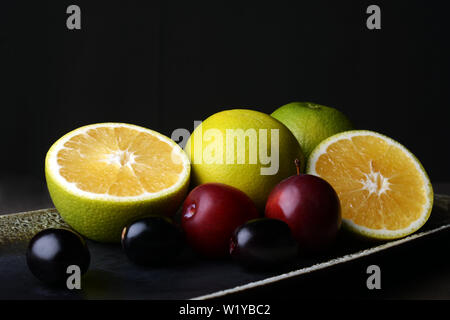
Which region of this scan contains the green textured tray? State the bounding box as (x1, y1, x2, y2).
(0, 194, 449, 299)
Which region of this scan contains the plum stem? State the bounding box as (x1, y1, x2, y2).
(295, 159, 301, 175)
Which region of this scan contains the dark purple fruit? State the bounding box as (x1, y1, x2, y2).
(26, 228, 90, 285)
(230, 218, 298, 269)
(121, 216, 184, 266)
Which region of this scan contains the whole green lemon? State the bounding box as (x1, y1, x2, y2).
(184, 109, 304, 209)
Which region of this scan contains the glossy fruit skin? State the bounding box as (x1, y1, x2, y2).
(26, 228, 90, 285)
(230, 218, 298, 269)
(181, 183, 260, 257)
(121, 216, 184, 266)
(265, 174, 341, 252)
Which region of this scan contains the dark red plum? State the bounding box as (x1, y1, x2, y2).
(181, 183, 259, 258)
(265, 165, 341, 252)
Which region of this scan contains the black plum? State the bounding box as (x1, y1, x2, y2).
(230, 218, 298, 269)
(121, 216, 185, 266)
(26, 228, 90, 285)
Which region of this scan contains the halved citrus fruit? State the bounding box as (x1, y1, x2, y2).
(45, 123, 190, 243)
(307, 130, 433, 240)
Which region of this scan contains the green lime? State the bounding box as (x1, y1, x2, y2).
(271, 102, 354, 159)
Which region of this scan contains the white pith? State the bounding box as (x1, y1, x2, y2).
(46, 123, 190, 202)
(360, 161, 391, 196)
(307, 130, 433, 238)
(101, 149, 137, 169)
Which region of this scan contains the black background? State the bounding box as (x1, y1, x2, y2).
(1, 0, 449, 184)
(1, 1, 450, 302)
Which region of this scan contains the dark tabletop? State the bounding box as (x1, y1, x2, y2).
(1, 176, 450, 300)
